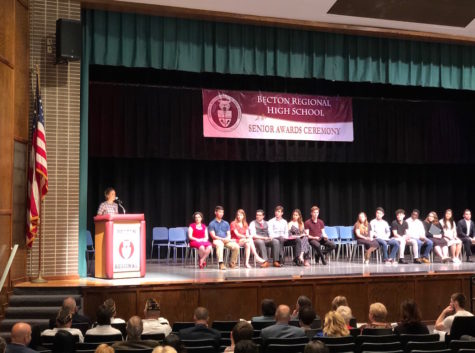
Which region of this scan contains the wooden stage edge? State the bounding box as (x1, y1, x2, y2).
(14, 270, 475, 325)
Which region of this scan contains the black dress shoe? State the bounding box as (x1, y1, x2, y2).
(466, 257, 473, 262)
(398, 258, 408, 264)
(320, 256, 327, 266)
(293, 258, 303, 266)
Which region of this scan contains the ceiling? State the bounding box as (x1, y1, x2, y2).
(110, 0, 475, 42)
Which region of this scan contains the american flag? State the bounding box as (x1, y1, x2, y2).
(26, 73, 48, 248)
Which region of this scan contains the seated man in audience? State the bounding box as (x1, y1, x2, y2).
(6, 323, 37, 353)
(434, 293, 474, 340)
(299, 307, 319, 339)
(208, 206, 239, 270)
(391, 209, 417, 264)
(370, 207, 400, 264)
(359, 302, 392, 331)
(249, 210, 279, 268)
(291, 295, 313, 320)
(49, 296, 91, 329)
(112, 316, 159, 349)
(85, 304, 122, 338)
(104, 298, 125, 324)
(304, 206, 336, 265)
(224, 321, 254, 353)
(178, 307, 221, 348)
(406, 209, 433, 263)
(456, 209, 475, 262)
(267, 206, 288, 266)
(251, 299, 276, 322)
(260, 304, 307, 344)
(41, 307, 84, 342)
(142, 298, 172, 337)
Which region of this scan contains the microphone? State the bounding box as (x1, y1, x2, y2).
(114, 197, 123, 204)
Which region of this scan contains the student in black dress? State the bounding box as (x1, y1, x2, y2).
(423, 212, 450, 263)
(394, 299, 429, 335)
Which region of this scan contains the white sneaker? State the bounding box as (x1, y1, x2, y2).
(453, 258, 461, 264)
(364, 260, 369, 265)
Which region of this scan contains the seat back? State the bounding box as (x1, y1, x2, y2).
(338, 226, 355, 241)
(184, 346, 217, 353)
(211, 320, 238, 331)
(361, 341, 402, 352)
(114, 350, 153, 353)
(399, 334, 439, 346)
(361, 328, 394, 336)
(181, 339, 218, 348)
(266, 343, 307, 353)
(84, 333, 122, 343)
(251, 321, 275, 330)
(357, 334, 398, 345)
(264, 337, 309, 347)
(411, 350, 452, 353)
(141, 333, 165, 341)
(406, 341, 446, 352)
(168, 227, 187, 243)
(325, 342, 356, 353)
(52, 330, 77, 353)
(172, 322, 194, 332)
(449, 340, 475, 352)
(325, 226, 339, 241)
(448, 316, 475, 340)
(152, 227, 169, 241)
(316, 336, 354, 345)
(111, 323, 127, 337)
(71, 322, 90, 335)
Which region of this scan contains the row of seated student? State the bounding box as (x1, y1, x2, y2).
(185, 205, 475, 270)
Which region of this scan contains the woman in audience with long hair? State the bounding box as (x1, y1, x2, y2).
(354, 212, 379, 264)
(394, 299, 429, 335)
(188, 212, 212, 269)
(440, 209, 462, 263)
(288, 209, 311, 266)
(423, 212, 450, 262)
(322, 311, 350, 337)
(231, 209, 265, 268)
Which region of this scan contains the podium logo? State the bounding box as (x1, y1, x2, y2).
(119, 240, 135, 259)
(207, 94, 242, 131)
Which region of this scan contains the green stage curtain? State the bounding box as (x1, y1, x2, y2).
(83, 9, 475, 90)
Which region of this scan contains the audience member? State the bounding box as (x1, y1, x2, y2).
(305, 206, 336, 265)
(188, 211, 212, 269)
(6, 323, 37, 353)
(304, 341, 329, 353)
(260, 305, 307, 343)
(424, 211, 450, 262)
(41, 307, 84, 342)
(162, 334, 185, 353)
(251, 299, 276, 322)
(456, 209, 475, 262)
(104, 299, 125, 324)
(406, 209, 433, 263)
(267, 206, 289, 266)
(85, 305, 122, 337)
(322, 311, 349, 337)
(224, 321, 254, 353)
(331, 296, 348, 311)
(441, 209, 462, 263)
(299, 307, 319, 339)
(51, 330, 76, 353)
(354, 212, 379, 264)
(112, 316, 159, 350)
(94, 344, 114, 353)
(288, 209, 311, 267)
(234, 340, 258, 353)
(336, 306, 353, 329)
(142, 298, 172, 337)
(178, 307, 220, 348)
(0, 337, 6, 353)
(208, 205, 239, 270)
(152, 347, 177, 353)
(434, 293, 474, 340)
(291, 295, 313, 320)
(360, 302, 392, 330)
(391, 209, 413, 264)
(63, 297, 91, 325)
(248, 209, 277, 268)
(394, 299, 429, 335)
(230, 209, 265, 268)
(370, 207, 400, 264)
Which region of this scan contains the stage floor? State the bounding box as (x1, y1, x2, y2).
(16, 258, 475, 288)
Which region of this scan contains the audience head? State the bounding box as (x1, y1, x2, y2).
(400, 299, 422, 324)
(260, 298, 276, 317)
(10, 323, 32, 346)
(62, 297, 78, 314)
(95, 344, 114, 353)
(126, 316, 143, 340)
(163, 334, 184, 353)
(296, 295, 312, 311)
(304, 341, 330, 353)
(153, 347, 177, 353)
(56, 307, 73, 328)
(368, 302, 387, 323)
(53, 330, 76, 353)
(144, 298, 161, 319)
(275, 305, 291, 323)
(0, 337, 6, 353)
(323, 311, 349, 337)
(231, 321, 253, 346)
(215, 205, 224, 219)
(96, 304, 112, 325)
(234, 340, 258, 353)
(336, 306, 353, 326)
(193, 307, 209, 325)
(299, 306, 316, 327)
(375, 207, 385, 219)
(451, 293, 466, 310)
(103, 298, 117, 319)
(331, 296, 348, 311)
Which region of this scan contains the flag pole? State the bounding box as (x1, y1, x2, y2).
(31, 64, 47, 284)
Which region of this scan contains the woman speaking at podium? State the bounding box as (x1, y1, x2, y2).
(97, 187, 119, 215)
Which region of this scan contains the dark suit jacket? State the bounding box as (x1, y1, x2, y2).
(112, 339, 159, 349)
(260, 322, 307, 343)
(456, 219, 475, 238)
(251, 315, 275, 322)
(178, 324, 221, 347)
(6, 344, 38, 353)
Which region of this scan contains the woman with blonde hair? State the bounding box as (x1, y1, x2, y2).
(354, 212, 379, 264)
(424, 212, 450, 262)
(323, 311, 350, 337)
(230, 209, 265, 268)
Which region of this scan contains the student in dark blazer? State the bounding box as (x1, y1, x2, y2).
(178, 307, 221, 349)
(261, 305, 307, 345)
(456, 209, 475, 262)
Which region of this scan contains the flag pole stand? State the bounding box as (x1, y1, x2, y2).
(31, 199, 47, 283)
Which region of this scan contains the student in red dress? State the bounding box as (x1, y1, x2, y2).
(188, 212, 212, 269)
(231, 209, 266, 268)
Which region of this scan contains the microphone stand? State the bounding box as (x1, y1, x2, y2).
(118, 203, 126, 214)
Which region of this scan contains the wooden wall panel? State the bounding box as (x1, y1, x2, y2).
(14, 0, 29, 141)
(0, 63, 14, 211)
(108, 291, 137, 322)
(260, 283, 313, 313)
(0, 0, 15, 65)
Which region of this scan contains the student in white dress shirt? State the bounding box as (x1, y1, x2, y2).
(142, 298, 172, 337)
(85, 305, 123, 338)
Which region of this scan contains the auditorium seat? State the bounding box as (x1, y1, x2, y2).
(171, 321, 194, 333)
(111, 322, 127, 337)
(336, 226, 356, 261)
(251, 321, 275, 330)
(71, 322, 91, 335)
(263, 337, 309, 348)
(449, 340, 475, 352)
(411, 350, 451, 353)
(406, 341, 447, 352)
(167, 227, 188, 264)
(361, 328, 394, 335)
(141, 333, 165, 341)
(150, 227, 168, 262)
(399, 334, 440, 346)
(211, 320, 238, 332)
(361, 342, 403, 352)
(356, 334, 398, 345)
(447, 317, 475, 341)
(266, 343, 307, 353)
(184, 346, 217, 353)
(325, 342, 356, 353)
(315, 336, 354, 345)
(112, 349, 153, 353)
(84, 334, 122, 343)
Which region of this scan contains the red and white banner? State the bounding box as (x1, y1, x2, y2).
(203, 89, 353, 142)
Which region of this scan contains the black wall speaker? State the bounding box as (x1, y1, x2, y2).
(56, 19, 81, 63)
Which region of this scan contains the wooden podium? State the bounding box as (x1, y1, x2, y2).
(93, 214, 146, 279)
